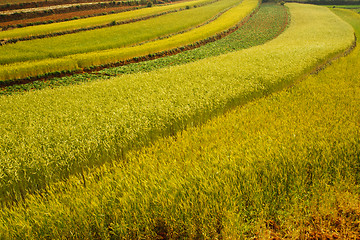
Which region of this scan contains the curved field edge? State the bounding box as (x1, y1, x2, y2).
(0, 3, 354, 202)
(0, 3, 289, 95)
(0, 6, 359, 240)
(0, 0, 214, 42)
(0, 0, 259, 83)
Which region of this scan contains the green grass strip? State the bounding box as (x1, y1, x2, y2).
(0, 0, 213, 40)
(0, 3, 354, 203)
(0, 3, 289, 95)
(0, 0, 256, 82)
(0, 5, 359, 239)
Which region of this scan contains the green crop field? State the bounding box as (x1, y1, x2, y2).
(0, 3, 359, 239)
(0, 0, 212, 40)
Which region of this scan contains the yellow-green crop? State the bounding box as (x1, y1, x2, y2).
(0, 3, 354, 204)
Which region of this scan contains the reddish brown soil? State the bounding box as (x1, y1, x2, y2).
(0, 5, 138, 27)
(254, 203, 360, 240)
(0, 0, 115, 10)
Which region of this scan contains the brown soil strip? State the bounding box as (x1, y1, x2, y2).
(0, 0, 188, 29)
(0, 5, 139, 28)
(0, 1, 117, 15)
(0, 0, 116, 11)
(258, 181, 360, 238)
(0, 0, 216, 45)
(0, 1, 145, 23)
(0, 9, 181, 45)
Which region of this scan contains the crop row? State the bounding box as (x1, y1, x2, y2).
(0, 0, 254, 83)
(0, 3, 289, 95)
(0, 0, 125, 11)
(0, 3, 354, 203)
(0, 0, 148, 23)
(0, 0, 234, 66)
(0, 3, 218, 46)
(0, 9, 184, 46)
(0, 5, 359, 239)
(0, 3, 144, 30)
(0, 0, 213, 41)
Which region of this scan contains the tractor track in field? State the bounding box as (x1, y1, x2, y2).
(0, 0, 192, 29)
(0, 1, 137, 23)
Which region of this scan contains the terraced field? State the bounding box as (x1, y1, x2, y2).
(1, 3, 288, 95)
(0, 0, 259, 83)
(0, 0, 213, 41)
(0, 1, 359, 239)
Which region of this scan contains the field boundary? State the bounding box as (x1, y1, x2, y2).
(0, 0, 119, 11)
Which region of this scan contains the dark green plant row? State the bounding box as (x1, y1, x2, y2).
(0, 3, 289, 95)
